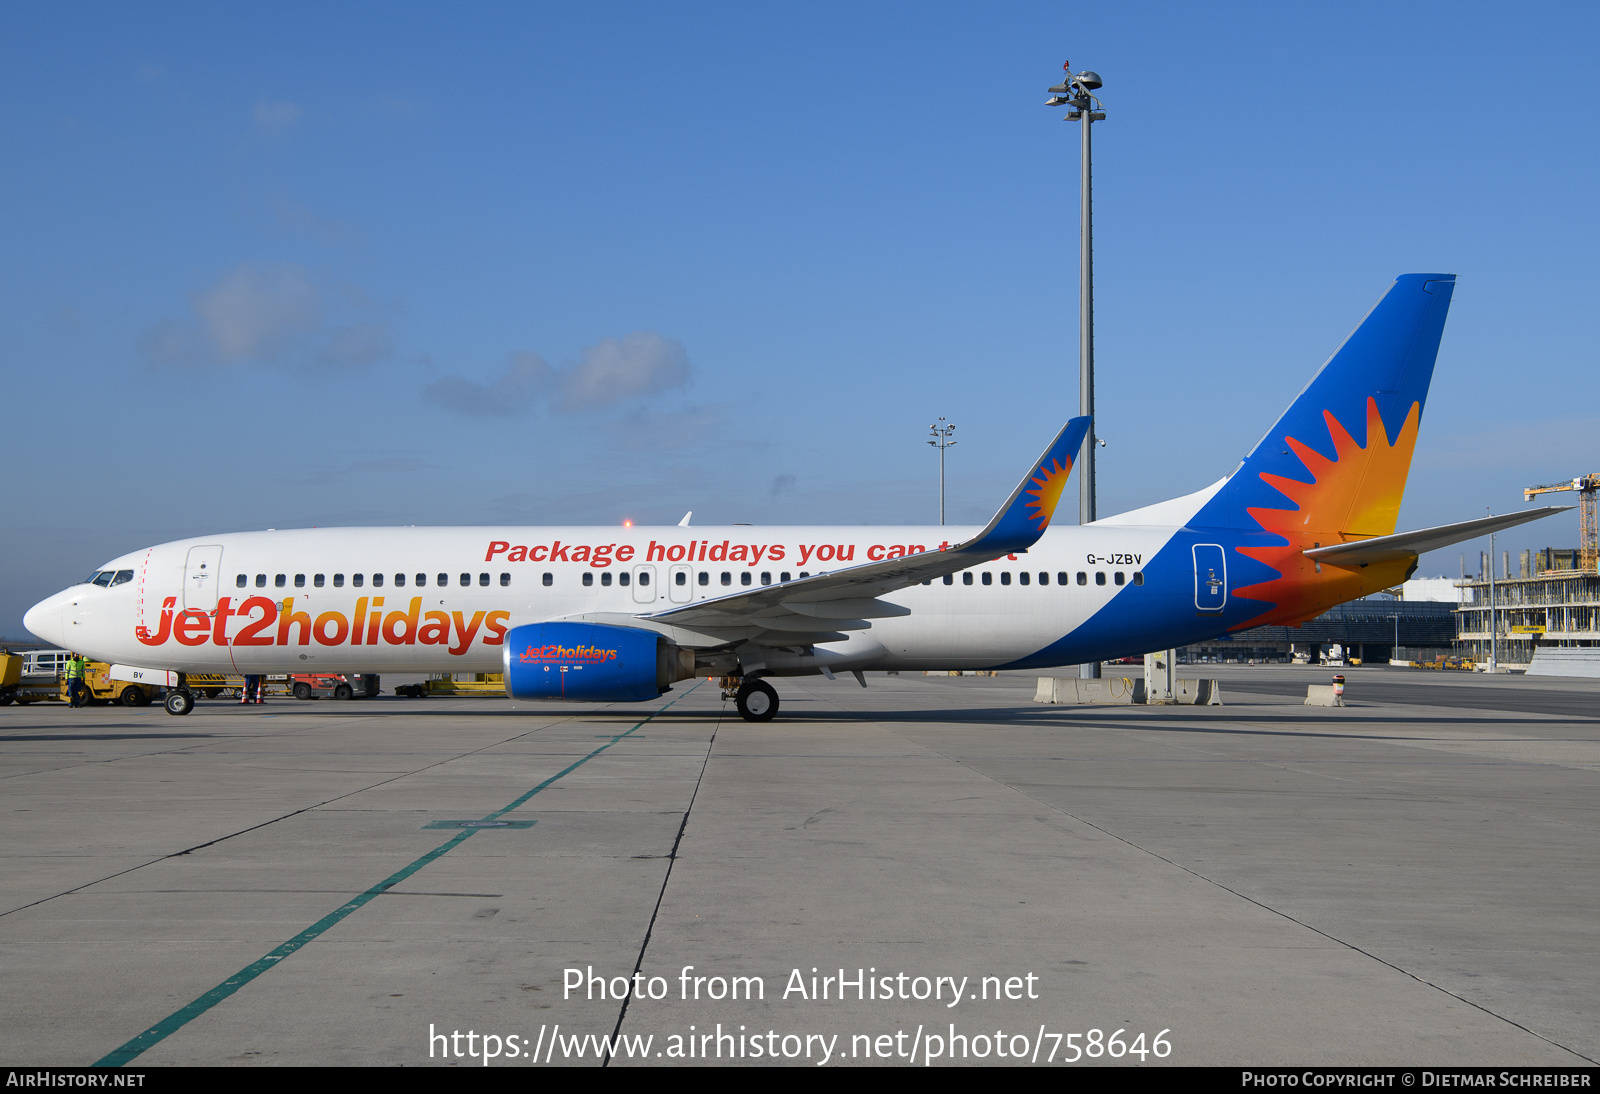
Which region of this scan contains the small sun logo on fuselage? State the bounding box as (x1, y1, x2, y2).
(1023, 457, 1074, 531)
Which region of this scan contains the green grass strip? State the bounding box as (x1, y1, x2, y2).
(95, 686, 694, 1067)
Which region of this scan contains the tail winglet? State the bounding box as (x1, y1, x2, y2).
(960, 416, 1092, 558)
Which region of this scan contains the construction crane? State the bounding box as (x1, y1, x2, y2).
(1524, 474, 1598, 573)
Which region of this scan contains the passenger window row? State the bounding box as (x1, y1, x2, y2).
(225, 568, 1146, 594)
(941, 571, 1144, 587)
(235, 572, 508, 590)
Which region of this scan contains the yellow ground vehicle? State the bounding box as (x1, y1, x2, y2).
(408, 672, 505, 696)
(0, 656, 155, 707)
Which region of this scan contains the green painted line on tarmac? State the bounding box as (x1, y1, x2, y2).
(94, 685, 696, 1067)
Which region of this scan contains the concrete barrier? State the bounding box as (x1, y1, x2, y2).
(1526, 648, 1600, 679)
(1034, 676, 1222, 705)
(1305, 684, 1343, 707)
(1176, 679, 1223, 706)
(1034, 676, 1138, 704)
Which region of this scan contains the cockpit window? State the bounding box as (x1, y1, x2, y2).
(110, 570, 134, 586)
(91, 571, 114, 587)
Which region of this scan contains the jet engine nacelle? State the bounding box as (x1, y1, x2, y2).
(502, 622, 694, 703)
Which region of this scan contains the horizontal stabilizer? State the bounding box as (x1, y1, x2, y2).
(1303, 506, 1571, 568)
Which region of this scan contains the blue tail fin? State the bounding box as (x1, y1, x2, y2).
(1196, 273, 1455, 534)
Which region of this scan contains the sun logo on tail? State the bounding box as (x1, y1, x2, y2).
(1022, 456, 1074, 532)
(1232, 397, 1422, 627)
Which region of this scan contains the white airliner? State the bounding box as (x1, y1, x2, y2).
(21, 275, 1562, 720)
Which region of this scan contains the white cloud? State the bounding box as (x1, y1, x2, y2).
(426, 333, 691, 418)
(423, 351, 554, 416)
(557, 332, 691, 412)
(193, 264, 320, 360)
(254, 99, 302, 130)
(142, 263, 394, 370)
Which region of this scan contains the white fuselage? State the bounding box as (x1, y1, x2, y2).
(23, 521, 1191, 676)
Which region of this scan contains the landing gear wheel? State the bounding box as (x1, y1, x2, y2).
(165, 690, 194, 716)
(333, 684, 353, 700)
(735, 679, 779, 722)
(293, 682, 313, 700)
(120, 686, 145, 708)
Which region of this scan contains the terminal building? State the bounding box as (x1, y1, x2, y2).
(1181, 579, 1457, 665)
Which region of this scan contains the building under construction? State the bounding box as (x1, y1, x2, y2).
(1457, 474, 1599, 666)
(1456, 547, 1600, 666)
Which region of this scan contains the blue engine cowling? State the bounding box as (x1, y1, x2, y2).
(502, 622, 676, 702)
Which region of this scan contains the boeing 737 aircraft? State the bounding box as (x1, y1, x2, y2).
(22, 274, 1563, 720)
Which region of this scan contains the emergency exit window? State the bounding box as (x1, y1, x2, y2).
(294, 574, 305, 587)
(236, 575, 247, 588)
(275, 574, 286, 588)
(256, 574, 267, 587)
(314, 574, 325, 587)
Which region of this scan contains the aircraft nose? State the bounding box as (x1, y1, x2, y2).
(23, 592, 68, 648)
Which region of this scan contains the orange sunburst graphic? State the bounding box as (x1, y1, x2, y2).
(1231, 397, 1421, 628)
(1022, 456, 1074, 532)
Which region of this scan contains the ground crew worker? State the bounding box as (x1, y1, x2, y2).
(241, 674, 264, 704)
(65, 653, 88, 708)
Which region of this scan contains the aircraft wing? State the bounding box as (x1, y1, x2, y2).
(1302, 506, 1571, 569)
(570, 417, 1090, 648)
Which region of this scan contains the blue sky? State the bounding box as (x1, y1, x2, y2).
(3, 2, 1596, 635)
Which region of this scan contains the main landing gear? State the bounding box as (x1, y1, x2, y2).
(730, 678, 779, 723)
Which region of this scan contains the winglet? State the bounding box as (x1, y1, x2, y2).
(957, 416, 1092, 558)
